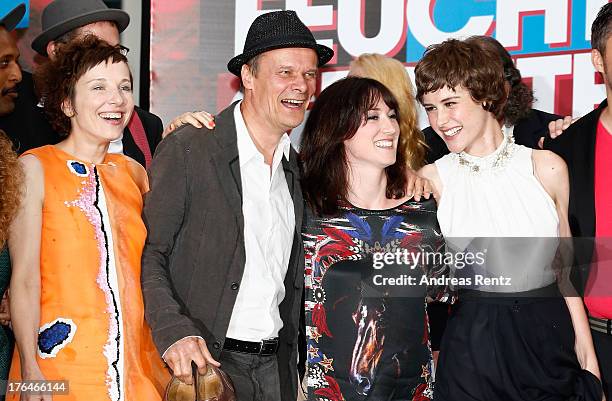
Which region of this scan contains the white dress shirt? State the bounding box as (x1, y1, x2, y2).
(225, 101, 296, 341)
(108, 137, 124, 154)
(162, 103, 296, 359)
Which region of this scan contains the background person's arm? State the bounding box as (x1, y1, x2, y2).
(417, 163, 443, 201)
(162, 111, 215, 138)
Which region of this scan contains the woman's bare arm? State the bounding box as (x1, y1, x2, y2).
(9, 154, 49, 396)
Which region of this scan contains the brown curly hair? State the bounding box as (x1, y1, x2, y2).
(34, 35, 131, 136)
(0, 131, 23, 248)
(415, 39, 507, 121)
(465, 36, 534, 126)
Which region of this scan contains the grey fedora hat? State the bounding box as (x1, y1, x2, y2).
(32, 0, 129, 56)
(0, 3, 26, 32)
(227, 10, 334, 76)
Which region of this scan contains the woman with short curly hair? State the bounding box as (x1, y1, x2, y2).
(416, 38, 601, 401)
(8, 36, 168, 401)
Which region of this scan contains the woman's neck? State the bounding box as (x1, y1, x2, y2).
(346, 164, 394, 210)
(463, 120, 505, 157)
(56, 132, 110, 164)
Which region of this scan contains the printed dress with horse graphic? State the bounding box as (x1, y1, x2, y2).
(303, 198, 454, 401)
(8, 145, 169, 401)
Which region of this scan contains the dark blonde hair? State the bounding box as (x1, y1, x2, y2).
(351, 54, 426, 169)
(0, 131, 22, 248)
(34, 35, 131, 136)
(415, 39, 507, 120)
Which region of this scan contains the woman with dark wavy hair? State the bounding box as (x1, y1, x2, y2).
(300, 77, 453, 401)
(349, 53, 427, 170)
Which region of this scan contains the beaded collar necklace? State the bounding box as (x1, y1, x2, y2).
(456, 126, 516, 173)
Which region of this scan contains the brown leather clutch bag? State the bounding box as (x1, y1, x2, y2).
(164, 365, 236, 401)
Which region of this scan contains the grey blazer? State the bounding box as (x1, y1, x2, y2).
(141, 102, 304, 400)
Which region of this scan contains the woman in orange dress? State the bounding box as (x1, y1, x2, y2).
(8, 37, 168, 401)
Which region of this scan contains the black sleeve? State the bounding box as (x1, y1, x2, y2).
(513, 109, 561, 149)
(423, 126, 450, 164)
(542, 119, 575, 162)
(134, 106, 163, 154)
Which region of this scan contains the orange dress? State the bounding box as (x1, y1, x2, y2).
(9, 145, 169, 401)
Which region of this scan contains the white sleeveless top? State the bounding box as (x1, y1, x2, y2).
(435, 134, 559, 292)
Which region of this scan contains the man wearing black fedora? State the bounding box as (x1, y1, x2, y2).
(141, 10, 333, 401)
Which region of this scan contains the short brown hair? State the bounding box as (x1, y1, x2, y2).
(300, 77, 407, 216)
(415, 39, 507, 120)
(245, 53, 262, 76)
(465, 35, 534, 126)
(239, 53, 263, 89)
(34, 35, 130, 136)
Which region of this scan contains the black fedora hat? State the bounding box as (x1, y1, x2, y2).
(32, 0, 129, 56)
(0, 3, 26, 32)
(227, 10, 333, 76)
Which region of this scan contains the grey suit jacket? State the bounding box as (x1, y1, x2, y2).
(141, 102, 304, 400)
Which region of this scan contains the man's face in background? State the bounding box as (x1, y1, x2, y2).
(0, 27, 22, 116)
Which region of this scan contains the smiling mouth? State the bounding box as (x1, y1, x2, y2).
(99, 112, 123, 121)
(443, 127, 462, 137)
(374, 140, 393, 148)
(281, 99, 306, 108)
